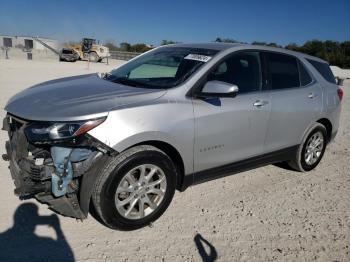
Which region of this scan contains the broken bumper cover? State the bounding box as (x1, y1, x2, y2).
(2, 114, 113, 219)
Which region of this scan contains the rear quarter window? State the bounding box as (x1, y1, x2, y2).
(298, 60, 313, 86)
(306, 59, 336, 84)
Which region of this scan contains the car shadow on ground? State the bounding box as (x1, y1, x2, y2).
(0, 203, 75, 262)
(274, 161, 296, 171)
(194, 233, 218, 262)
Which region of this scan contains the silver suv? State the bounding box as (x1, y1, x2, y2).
(3, 43, 342, 230)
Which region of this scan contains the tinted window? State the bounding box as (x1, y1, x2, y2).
(266, 53, 300, 89)
(208, 52, 262, 93)
(306, 59, 336, 84)
(298, 60, 313, 86)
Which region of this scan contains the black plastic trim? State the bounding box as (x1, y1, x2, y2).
(79, 153, 112, 217)
(180, 145, 298, 190)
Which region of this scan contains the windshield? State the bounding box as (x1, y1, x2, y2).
(104, 47, 218, 89)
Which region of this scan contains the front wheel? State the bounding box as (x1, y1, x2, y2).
(89, 52, 99, 62)
(92, 145, 177, 230)
(288, 123, 327, 172)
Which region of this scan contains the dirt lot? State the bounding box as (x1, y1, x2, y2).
(0, 59, 349, 262)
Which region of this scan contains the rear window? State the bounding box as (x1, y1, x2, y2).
(266, 52, 300, 89)
(306, 59, 336, 84)
(62, 49, 73, 54)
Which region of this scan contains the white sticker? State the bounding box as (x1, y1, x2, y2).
(184, 54, 212, 62)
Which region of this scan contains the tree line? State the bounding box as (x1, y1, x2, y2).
(215, 38, 350, 68)
(103, 40, 179, 53)
(102, 38, 350, 68)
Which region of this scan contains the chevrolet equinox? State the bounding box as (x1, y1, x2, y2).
(2, 43, 342, 230)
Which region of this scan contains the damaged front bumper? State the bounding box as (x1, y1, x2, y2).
(2, 114, 114, 219)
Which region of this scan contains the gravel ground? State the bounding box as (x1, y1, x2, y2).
(0, 59, 349, 262)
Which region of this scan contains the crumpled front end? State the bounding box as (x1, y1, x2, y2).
(2, 114, 114, 219)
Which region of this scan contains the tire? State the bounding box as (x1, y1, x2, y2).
(89, 52, 99, 62)
(92, 145, 177, 230)
(288, 123, 327, 172)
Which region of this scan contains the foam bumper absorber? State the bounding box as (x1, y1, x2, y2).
(51, 147, 92, 197)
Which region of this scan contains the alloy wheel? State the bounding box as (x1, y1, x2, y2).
(115, 164, 167, 220)
(304, 131, 324, 165)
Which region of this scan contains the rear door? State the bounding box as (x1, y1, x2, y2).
(193, 51, 271, 172)
(263, 52, 322, 152)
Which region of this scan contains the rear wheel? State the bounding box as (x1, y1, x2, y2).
(92, 145, 177, 230)
(288, 123, 327, 172)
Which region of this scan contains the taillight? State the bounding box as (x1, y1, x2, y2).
(337, 88, 343, 101)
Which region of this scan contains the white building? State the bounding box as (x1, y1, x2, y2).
(0, 35, 58, 51)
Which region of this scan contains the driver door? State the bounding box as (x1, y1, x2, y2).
(193, 51, 271, 172)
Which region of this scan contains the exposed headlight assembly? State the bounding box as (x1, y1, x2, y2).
(25, 117, 106, 142)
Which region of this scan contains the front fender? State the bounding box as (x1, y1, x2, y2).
(87, 102, 195, 175)
(109, 131, 180, 153)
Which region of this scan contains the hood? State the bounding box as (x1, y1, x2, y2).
(5, 74, 166, 121)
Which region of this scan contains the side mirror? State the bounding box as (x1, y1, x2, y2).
(199, 80, 239, 98)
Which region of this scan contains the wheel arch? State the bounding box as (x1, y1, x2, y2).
(132, 140, 186, 191)
(80, 139, 187, 218)
(316, 118, 332, 142)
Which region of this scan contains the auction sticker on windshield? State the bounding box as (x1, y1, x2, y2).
(184, 54, 212, 62)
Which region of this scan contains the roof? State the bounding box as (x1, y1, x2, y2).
(167, 42, 327, 63)
(169, 42, 243, 51)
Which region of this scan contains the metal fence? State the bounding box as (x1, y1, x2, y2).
(109, 51, 142, 61)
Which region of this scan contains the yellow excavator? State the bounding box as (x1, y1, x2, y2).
(65, 38, 110, 62)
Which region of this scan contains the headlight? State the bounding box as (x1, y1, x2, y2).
(25, 117, 106, 142)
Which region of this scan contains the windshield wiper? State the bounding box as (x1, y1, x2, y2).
(104, 75, 168, 89)
(104, 75, 142, 88)
(113, 77, 140, 87)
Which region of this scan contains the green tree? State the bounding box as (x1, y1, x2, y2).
(161, 40, 179, 45)
(119, 42, 131, 52)
(251, 41, 268, 46)
(104, 42, 119, 51)
(129, 43, 152, 53)
(285, 43, 300, 51)
(215, 37, 240, 43)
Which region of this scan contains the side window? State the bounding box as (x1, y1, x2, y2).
(208, 52, 262, 94)
(298, 60, 313, 86)
(306, 59, 336, 84)
(266, 53, 300, 89)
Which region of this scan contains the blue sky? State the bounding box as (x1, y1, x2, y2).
(0, 0, 349, 46)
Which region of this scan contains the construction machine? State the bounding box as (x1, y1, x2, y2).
(65, 38, 110, 62)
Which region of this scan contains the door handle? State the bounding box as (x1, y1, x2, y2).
(253, 100, 269, 107)
(308, 93, 318, 99)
